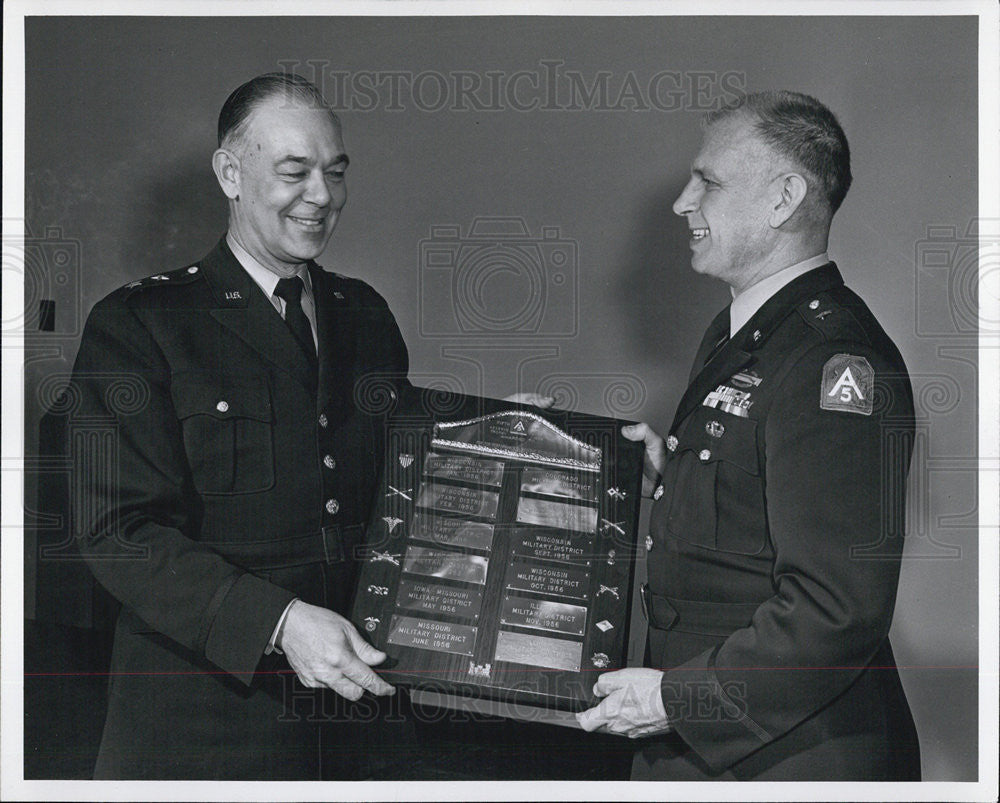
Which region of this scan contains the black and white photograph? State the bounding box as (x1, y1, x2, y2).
(2, 1, 997, 800)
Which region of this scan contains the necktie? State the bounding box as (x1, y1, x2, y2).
(273, 276, 317, 367)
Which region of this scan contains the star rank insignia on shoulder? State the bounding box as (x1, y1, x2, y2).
(820, 353, 874, 416)
(120, 264, 202, 296)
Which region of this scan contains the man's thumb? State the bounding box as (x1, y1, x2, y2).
(348, 628, 387, 665)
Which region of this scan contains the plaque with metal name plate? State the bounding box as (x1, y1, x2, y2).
(403, 545, 489, 585)
(417, 483, 500, 520)
(500, 596, 587, 636)
(520, 467, 599, 503)
(516, 496, 598, 534)
(387, 616, 477, 656)
(505, 559, 590, 600)
(410, 513, 495, 551)
(351, 389, 643, 713)
(424, 453, 504, 487)
(512, 528, 591, 565)
(397, 578, 484, 620)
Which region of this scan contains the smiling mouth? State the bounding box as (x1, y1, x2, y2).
(690, 228, 709, 240)
(289, 215, 325, 229)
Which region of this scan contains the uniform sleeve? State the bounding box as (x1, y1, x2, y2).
(70, 294, 296, 685)
(662, 340, 914, 771)
(362, 282, 410, 384)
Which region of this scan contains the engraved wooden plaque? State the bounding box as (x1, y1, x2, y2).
(351, 388, 643, 711)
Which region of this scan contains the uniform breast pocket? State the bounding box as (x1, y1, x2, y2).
(664, 409, 766, 555)
(171, 373, 275, 495)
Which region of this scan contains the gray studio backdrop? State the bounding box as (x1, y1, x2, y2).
(22, 16, 978, 781)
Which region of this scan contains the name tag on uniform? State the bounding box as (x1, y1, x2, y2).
(703, 385, 753, 417)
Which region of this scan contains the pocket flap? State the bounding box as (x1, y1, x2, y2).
(678, 406, 759, 476)
(171, 373, 273, 422)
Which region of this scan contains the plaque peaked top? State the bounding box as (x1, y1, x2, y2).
(432, 411, 602, 471)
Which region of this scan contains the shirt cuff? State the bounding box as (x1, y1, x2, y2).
(264, 598, 299, 656)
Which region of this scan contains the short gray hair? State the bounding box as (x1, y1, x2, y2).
(706, 90, 852, 215)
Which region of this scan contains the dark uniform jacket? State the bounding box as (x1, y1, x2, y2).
(70, 238, 409, 779)
(634, 264, 921, 781)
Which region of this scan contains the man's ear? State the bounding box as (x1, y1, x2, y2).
(212, 148, 241, 201)
(769, 172, 809, 227)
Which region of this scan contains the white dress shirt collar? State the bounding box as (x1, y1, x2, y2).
(730, 252, 830, 337)
(226, 232, 313, 303)
(226, 232, 318, 348)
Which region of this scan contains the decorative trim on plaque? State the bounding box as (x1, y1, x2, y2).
(398, 453, 415, 469)
(591, 652, 610, 668)
(369, 550, 401, 566)
(364, 616, 380, 632)
(432, 411, 602, 472)
(468, 661, 492, 678)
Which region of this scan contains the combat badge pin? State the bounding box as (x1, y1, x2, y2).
(820, 354, 874, 416)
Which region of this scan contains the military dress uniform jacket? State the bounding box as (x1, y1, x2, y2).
(70, 238, 409, 779)
(634, 264, 920, 780)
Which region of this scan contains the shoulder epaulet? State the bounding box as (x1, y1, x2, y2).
(796, 291, 871, 346)
(118, 263, 203, 297)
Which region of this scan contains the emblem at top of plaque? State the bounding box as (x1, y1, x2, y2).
(432, 411, 601, 472)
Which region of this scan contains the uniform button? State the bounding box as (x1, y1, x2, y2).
(653, 485, 664, 500)
(666, 435, 678, 452)
(318, 413, 328, 428)
(706, 420, 725, 438)
(645, 534, 654, 552)
(325, 498, 340, 515)
(216, 400, 229, 413)
(187, 266, 199, 274)
(323, 455, 336, 469)
(808, 299, 820, 310)
(699, 449, 712, 462)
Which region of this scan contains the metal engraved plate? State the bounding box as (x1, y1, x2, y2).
(500, 595, 587, 636)
(387, 615, 477, 656)
(396, 578, 485, 620)
(494, 631, 583, 672)
(512, 528, 591, 564)
(506, 559, 591, 600)
(416, 483, 500, 520)
(423, 453, 504, 487)
(433, 411, 601, 471)
(402, 546, 489, 585)
(410, 513, 495, 551)
(516, 496, 598, 534)
(520, 467, 599, 502)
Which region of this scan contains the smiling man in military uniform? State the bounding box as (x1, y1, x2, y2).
(577, 91, 921, 780)
(70, 73, 409, 779)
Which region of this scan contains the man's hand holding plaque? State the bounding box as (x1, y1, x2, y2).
(280, 601, 396, 701)
(576, 668, 672, 738)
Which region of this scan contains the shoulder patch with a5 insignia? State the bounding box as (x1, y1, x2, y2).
(820, 353, 874, 416)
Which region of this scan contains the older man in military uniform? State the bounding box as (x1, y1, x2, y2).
(577, 91, 921, 780)
(70, 73, 411, 779)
